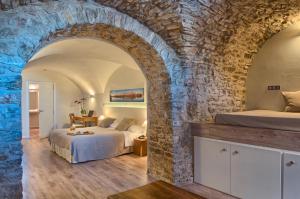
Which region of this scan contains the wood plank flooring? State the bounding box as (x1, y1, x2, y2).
(22, 138, 236, 199)
(22, 138, 153, 199)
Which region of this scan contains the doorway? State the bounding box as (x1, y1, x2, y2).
(22, 81, 55, 139)
(29, 84, 39, 139)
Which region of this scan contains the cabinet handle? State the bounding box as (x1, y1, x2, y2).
(232, 150, 239, 155)
(220, 148, 227, 152)
(286, 161, 296, 167)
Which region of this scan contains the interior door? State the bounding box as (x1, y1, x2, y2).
(38, 82, 54, 138)
(283, 152, 300, 199)
(194, 138, 230, 193)
(230, 144, 282, 199)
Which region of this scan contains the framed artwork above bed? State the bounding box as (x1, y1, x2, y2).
(110, 88, 144, 102)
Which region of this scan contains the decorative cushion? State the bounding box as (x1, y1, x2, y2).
(115, 118, 136, 131)
(282, 91, 300, 112)
(99, 117, 116, 128)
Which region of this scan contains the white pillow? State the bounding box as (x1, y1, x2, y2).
(128, 125, 144, 134)
(110, 119, 121, 128)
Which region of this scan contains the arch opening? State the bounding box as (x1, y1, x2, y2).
(22, 37, 148, 134)
(246, 22, 300, 111)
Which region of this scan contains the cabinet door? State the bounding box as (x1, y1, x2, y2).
(283, 152, 300, 199)
(231, 144, 281, 199)
(194, 137, 230, 193)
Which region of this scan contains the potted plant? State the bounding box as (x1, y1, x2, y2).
(80, 108, 87, 116)
(74, 97, 87, 116)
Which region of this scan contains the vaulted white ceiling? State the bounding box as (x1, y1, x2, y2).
(23, 38, 142, 95)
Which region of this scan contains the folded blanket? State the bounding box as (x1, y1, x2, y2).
(67, 130, 94, 136)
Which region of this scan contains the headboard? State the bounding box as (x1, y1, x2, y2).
(103, 106, 147, 125)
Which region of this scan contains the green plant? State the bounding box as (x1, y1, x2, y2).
(80, 108, 86, 115)
(74, 97, 87, 115)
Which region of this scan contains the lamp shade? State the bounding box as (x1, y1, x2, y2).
(142, 120, 147, 128)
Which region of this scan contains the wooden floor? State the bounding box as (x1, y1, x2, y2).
(22, 137, 236, 199)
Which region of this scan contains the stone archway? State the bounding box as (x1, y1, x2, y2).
(0, 1, 192, 198)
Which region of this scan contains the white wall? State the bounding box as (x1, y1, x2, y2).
(103, 66, 147, 124)
(104, 66, 146, 103)
(22, 65, 146, 129)
(86, 93, 104, 116)
(22, 70, 83, 128)
(246, 22, 300, 111)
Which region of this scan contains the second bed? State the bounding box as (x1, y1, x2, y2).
(216, 110, 300, 132)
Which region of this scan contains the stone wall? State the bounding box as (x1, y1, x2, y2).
(180, 0, 300, 121)
(0, 1, 191, 198)
(4, 1, 300, 122)
(2, 0, 300, 198)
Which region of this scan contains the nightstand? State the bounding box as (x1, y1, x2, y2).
(133, 138, 147, 156)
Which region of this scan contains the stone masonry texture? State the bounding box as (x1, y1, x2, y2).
(1, 0, 300, 198)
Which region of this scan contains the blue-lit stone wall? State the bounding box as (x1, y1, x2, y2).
(0, 56, 23, 198)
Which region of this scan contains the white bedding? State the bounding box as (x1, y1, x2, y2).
(49, 126, 143, 163)
(215, 110, 300, 131)
(122, 130, 143, 147)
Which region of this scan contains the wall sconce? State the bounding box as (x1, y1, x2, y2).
(99, 115, 105, 121)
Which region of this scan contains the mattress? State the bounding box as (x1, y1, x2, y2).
(215, 110, 300, 132)
(48, 127, 138, 163)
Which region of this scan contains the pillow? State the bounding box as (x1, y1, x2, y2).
(115, 118, 136, 131)
(99, 117, 116, 128)
(128, 125, 144, 134)
(110, 119, 121, 128)
(282, 91, 300, 112)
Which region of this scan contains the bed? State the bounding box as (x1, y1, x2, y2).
(48, 126, 141, 163)
(215, 110, 300, 132)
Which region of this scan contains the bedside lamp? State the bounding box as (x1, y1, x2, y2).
(142, 120, 147, 128)
(142, 120, 147, 136)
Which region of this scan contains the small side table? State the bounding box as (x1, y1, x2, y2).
(133, 138, 147, 156)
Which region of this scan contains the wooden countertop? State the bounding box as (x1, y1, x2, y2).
(191, 122, 300, 152)
(107, 181, 206, 199)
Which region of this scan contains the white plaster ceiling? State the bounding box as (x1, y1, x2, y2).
(23, 38, 142, 95)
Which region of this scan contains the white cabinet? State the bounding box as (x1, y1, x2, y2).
(194, 137, 230, 193)
(194, 137, 282, 199)
(283, 152, 300, 199)
(230, 144, 282, 199)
